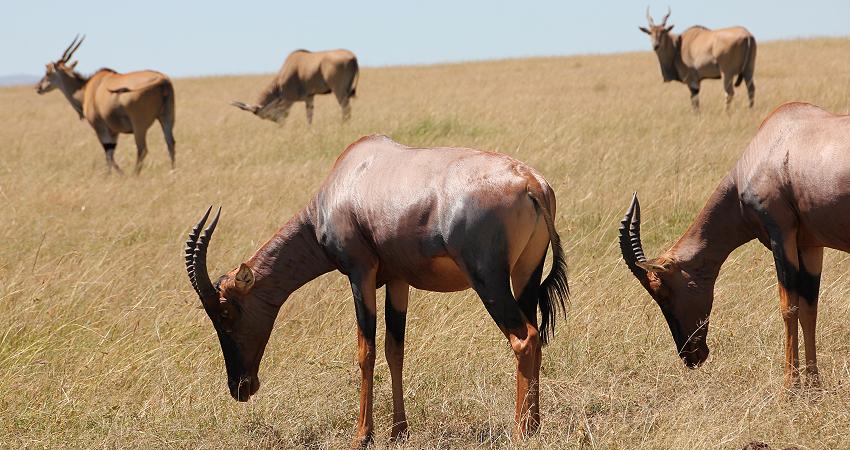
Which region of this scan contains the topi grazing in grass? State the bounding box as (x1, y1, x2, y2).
(620, 102, 850, 389)
(36, 35, 176, 174)
(184, 135, 568, 447)
(640, 7, 756, 111)
(231, 49, 358, 125)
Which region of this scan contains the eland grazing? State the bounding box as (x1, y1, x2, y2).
(36, 35, 176, 174)
(640, 7, 756, 111)
(619, 102, 850, 388)
(231, 49, 359, 125)
(183, 135, 568, 445)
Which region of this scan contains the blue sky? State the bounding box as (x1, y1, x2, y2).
(4, 1, 848, 78)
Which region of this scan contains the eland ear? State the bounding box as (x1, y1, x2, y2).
(636, 260, 672, 273)
(639, 26, 651, 34)
(234, 263, 255, 291)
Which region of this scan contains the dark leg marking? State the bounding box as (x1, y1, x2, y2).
(385, 295, 406, 344)
(797, 256, 821, 305)
(102, 142, 116, 152)
(352, 282, 376, 344)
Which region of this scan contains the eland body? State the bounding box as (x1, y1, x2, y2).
(640, 7, 756, 111)
(231, 49, 359, 125)
(36, 36, 176, 174)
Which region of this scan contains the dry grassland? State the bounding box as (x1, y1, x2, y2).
(1, 38, 850, 448)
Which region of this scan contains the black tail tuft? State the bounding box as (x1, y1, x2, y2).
(538, 227, 569, 345)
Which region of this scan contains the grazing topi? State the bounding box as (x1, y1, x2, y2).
(620, 102, 850, 388)
(184, 135, 568, 446)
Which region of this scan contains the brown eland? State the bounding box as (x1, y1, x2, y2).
(619, 102, 850, 388)
(231, 49, 359, 125)
(184, 135, 568, 446)
(36, 35, 176, 174)
(640, 7, 756, 111)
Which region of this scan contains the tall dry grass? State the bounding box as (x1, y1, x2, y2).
(1, 37, 850, 449)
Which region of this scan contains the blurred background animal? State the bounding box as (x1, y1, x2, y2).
(36, 35, 176, 174)
(640, 7, 756, 111)
(231, 49, 358, 125)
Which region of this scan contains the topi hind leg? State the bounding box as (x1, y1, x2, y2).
(466, 262, 541, 439)
(798, 246, 823, 388)
(384, 280, 410, 441)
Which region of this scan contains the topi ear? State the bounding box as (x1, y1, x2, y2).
(234, 263, 255, 291)
(636, 260, 672, 273)
(664, 25, 674, 32)
(68, 61, 78, 69)
(639, 26, 651, 34)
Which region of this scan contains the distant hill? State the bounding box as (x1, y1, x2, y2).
(0, 74, 39, 87)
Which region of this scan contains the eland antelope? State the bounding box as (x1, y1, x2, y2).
(36, 35, 176, 174)
(640, 7, 756, 111)
(231, 49, 359, 125)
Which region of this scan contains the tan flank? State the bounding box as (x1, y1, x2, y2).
(35, 35, 176, 174)
(231, 49, 359, 125)
(640, 7, 756, 111)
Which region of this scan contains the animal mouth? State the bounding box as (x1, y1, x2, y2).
(229, 375, 260, 401)
(680, 345, 709, 369)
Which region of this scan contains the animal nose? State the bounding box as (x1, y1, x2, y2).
(228, 375, 260, 401)
(682, 345, 710, 369)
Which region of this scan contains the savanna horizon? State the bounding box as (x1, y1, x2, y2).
(1, 37, 849, 448)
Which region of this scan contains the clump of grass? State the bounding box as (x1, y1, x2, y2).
(392, 115, 490, 144)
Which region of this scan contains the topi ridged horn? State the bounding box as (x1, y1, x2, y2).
(619, 193, 649, 278)
(185, 206, 221, 304)
(645, 6, 655, 27)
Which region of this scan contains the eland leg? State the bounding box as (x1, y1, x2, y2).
(335, 90, 351, 122)
(158, 118, 176, 170)
(98, 131, 122, 175)
(746, 77, 756, 108)
(688, 83, 700, 112)
(305, 95, 315, 125)
(384, 280, 409, 441)
(722, 71, 735, 111)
